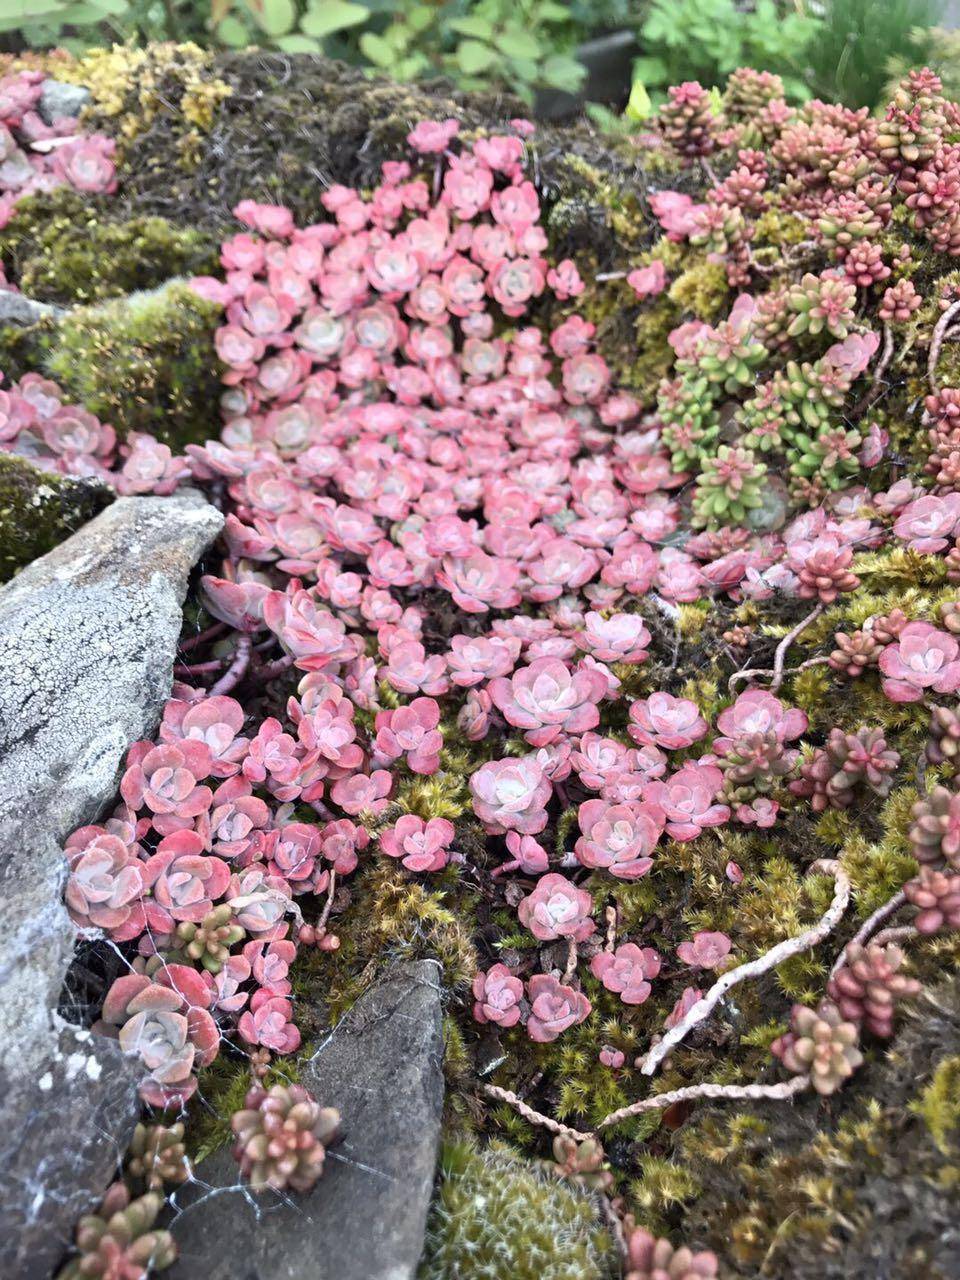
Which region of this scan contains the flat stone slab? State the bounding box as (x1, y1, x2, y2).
(169, 959, 444, 1280)
(0, 490, 223, 1279)
(39, 78, 92, 124)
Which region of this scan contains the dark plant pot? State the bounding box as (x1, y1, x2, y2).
(535, 29, 638, 121)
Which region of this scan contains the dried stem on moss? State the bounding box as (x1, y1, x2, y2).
(562, 938, 579, 983)
(482, 1084, 594, 1143)
(928, 299, 960, 394)
(639, 859, 851, 1077)
(729, 604, 824, 693)
(315, 870, 337, 938)
(829, 888, 907, 977)
(853, 321, 895, 416)
(597, 1073, 810, 1129)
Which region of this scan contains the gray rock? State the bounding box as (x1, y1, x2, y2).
(168, 959, 444, 1280)
(0, 289, 64, 326)
(39, 79, 92, 125)
(0, 490, 223, 1280)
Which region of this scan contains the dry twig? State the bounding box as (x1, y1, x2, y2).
(639, 859, 851, 1077)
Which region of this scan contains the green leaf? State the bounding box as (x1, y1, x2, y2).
(359, 29, 394, 66)
(456, 39, 498, 74)
(625, 77, 652, 121)
(494, 28, 541, 61)
(447, 14, 493, 39)
(246, 0, 295, 36)
(300, 0, 368, 38)
(405, 4, 433, 33)
(584, 101, 631, 135)
(216, 12, 251, 43)
(3, 0, 69, 15)
(540, 53, 586, 92)
(73, 0, 130, 14)
(631, 55, 668, 86)
(537, 1, 569, 22)
(276, 31, 322, 50)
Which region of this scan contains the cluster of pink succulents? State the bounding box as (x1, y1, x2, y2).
(39, 77, 960, 1273)
(0, 70, 116, 285)
(0, 370, 188, 492)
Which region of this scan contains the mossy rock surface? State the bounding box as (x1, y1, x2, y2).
(0, 188, 218, 308)
(0, 452, 113, 581)
(45, 281, 223, 448)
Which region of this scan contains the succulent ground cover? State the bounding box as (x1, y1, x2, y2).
(4, 48, 960, 1279)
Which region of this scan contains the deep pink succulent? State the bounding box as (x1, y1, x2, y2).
(879, 622, 960, 702)
(98, 964, 219, 1106)
(238, 989, 300, 1054)
(373, 697, 443, 773)
(488, 658, 606, 747)
(677, 930, 732, 970)
(574, 799, 664, 879)
(713, 690, 808, 751)
(120, 742, 212, 825)
(517, 873, 595, 942)
(144, 831, 231, 926)
(628, 693, 708, 751)
(525, 973, 592, 1042)
(642, 763, 730, 841)
(379, 815, 454, 872)
(472, 963, 524, 1026)
(470, 756, 552, 835)
(577, 612, 651, 664)
(590, 943, 661, 1004)
(64, 832, 146, 939)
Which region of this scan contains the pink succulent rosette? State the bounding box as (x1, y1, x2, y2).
(590, 943, 662, 1005)
(380, 815, 454, 872)
(472, 963, 524, 1027)
(517, 873, 595, 942)
(642, 763, 730, 841)
(713, 690, 808, 752)
(64, 831, 146, 939)
(98, 963, 219, 1107)
(878, 621, 960, 702)
(470, 756, 552, 835)
(488, 657, 607, 747)
(628, 692, 708, 751)
(574, 798, 664, 879)
(525, 973, 591, 1043)
(677, 930, 732, 970)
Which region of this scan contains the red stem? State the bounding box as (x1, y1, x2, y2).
(254, 653, 296, 682)
(178, 621, 228, 654)
(174, 659, 224, 677)
(208, 635, 253, 696)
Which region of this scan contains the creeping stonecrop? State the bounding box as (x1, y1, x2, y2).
(42, 64, 960, 1278)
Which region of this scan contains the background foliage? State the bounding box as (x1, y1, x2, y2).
(3, 0, 958, 112)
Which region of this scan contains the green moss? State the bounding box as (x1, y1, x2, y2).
(667, 259, 730, 319)
(0, 316, 55, 384)
(0, 452, 112, 581)
(0, 189, 218, 306)
(912, 1055, 960, 1155)
(46, 282, 222, 448)
(418, 1139, 617, 1280)
(675, 973, 960, 1277)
